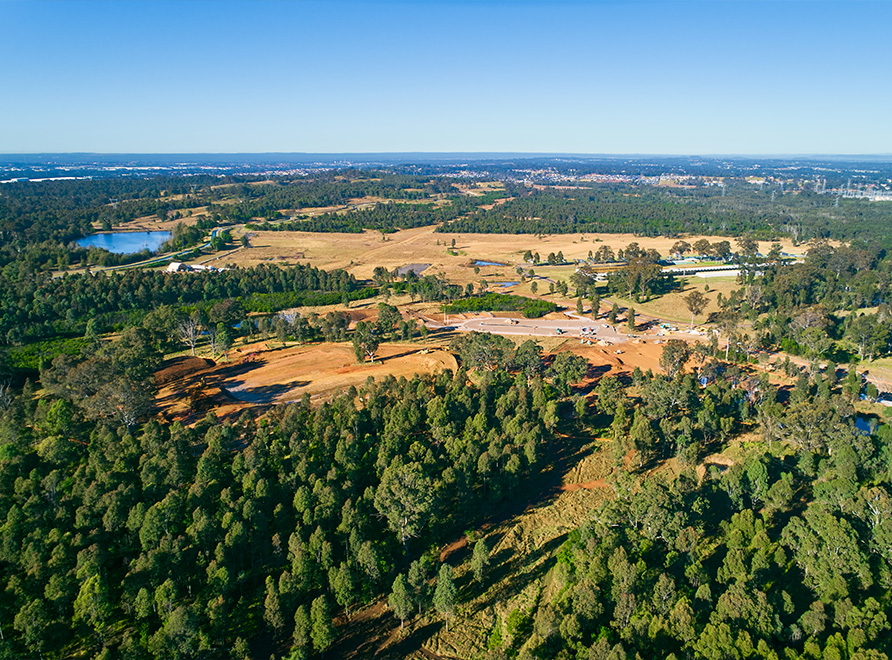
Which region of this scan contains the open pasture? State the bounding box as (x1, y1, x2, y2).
(225, 224, 804, 283)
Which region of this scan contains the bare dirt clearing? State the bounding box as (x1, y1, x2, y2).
(155, 342, 457, 423)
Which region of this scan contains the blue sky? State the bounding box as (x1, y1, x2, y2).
(1, 0, 890, 154)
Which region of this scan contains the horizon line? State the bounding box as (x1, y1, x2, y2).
(2, 151, 892, 160)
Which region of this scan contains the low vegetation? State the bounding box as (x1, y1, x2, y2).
(445, 293, 557, 318)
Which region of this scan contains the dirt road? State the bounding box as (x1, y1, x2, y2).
(457, 315, 626, 342)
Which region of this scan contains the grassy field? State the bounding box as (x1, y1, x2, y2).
(215, 225, 803, 284)
(603, 276, 741, 325)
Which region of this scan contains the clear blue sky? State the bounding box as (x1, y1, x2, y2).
(1, 0, 890, 154)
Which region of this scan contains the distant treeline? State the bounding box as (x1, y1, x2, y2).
(248, 199, 475, 234)
(436, 184, 892, 244)
(6, 169, 891, 275)
(208, 171, 458, 224)
(437, 186, 772, 237)
(0, 171, 461, 271)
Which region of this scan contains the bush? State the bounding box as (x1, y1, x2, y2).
(445, 294, 557, 318)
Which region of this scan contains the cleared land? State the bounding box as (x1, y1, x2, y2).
(154, 323, 681, 427)
(604, 275, 741, 325)
(154, 342, 458, 423)
(217, 225, 803, 283)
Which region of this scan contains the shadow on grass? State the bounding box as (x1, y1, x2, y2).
(470, 533, 567, 611)
(379, 620, 446, 660)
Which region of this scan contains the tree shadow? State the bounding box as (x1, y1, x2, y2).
(378, 348, 423, 362)
(332, 607, 445, 660)
(206, 358, 268, 382)
(380, 620, 445, 660)
(474, 534, 567, 609)
(576, 364, 613, 395)
(223, 380, 310, 404)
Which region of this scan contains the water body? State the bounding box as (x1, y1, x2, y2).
(855, 416, 877, 435)
(474, 260, 505, 267)
(498, 281, 519, 288)
(76, 231, 171, 254)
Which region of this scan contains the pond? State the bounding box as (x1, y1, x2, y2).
(75, 230, 172, 254)
(498, 281, 520, 288)
(474, 260, 506, 267)
(855, 416, 878, 435)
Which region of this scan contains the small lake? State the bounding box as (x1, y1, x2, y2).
(474, 260, 505, 267)
(498, 281, 520, 288)
(75, 231, 172, 254)
(855, 416, 878, 435)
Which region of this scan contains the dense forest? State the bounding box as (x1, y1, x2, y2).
(436, 184, 892, 244)
(2, 315, 892, 659)
(502, 365, 892, 660)
(0, 338, 572, 660)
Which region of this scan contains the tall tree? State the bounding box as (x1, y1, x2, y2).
(374, 459, 433, 551)
(352, 321, 380, 363)
(408, 559, 432, 615)
(74, 573, 111, 642)
(513, 340, 543, 382)
(547, 352, 589, 396)
(591, 290, 601, 319)
(292, 605, 310, 660)
(470, 539, 490, 584)
(263, 576, 284, 633)
(660, 340, 691, 379)
(433, 564, 457, 632)
(388, 573, 414, 630)
(683, 290, 708, 330)
(310, 596, 334, 655)
(376, 303, 402, 339)
(451, 332, 514, 371)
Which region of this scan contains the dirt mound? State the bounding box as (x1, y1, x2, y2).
(695, 454, 736, 481)
(347, 309, 377, 326)
(155, 356, 215, 385)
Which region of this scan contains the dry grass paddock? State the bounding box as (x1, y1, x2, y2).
(212, 225, 803, 284)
